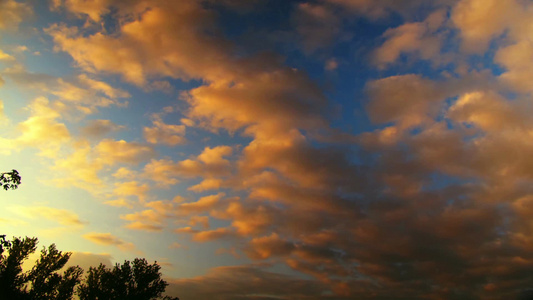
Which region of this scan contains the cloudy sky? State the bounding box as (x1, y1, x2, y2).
(1, 0, 533, 299)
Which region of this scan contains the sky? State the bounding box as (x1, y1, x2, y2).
(1, 0, 533, 299)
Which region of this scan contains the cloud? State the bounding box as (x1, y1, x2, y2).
(103, 198, 134, 209)
(2, 67, 129, 114)
(212, 200, 279, 236)
(245, 233, 295, 260)
(0, 97, 70, 157)
(176, 193, 225, 216)
(64, 252, 113, 271)
(324, 58, 338, 71)
(46, 2, 229, 86)
(124, 222, 163, 232)
(495, 40, 533, 94)
(324, 0, 443, 19)
(451, 0, 520, 52)
(80, 119, 125, 138)
(184, 66, 328, 135)
(12, 205, 86, 227)
(83, 232, 135, 252)
(113, 181, 149, 202)
(0, 217, 28, 226)
(373, 9, 447, 67)
(50, 137, 154, 195)
(0, 100, 8, 125)
(188, 216, 210, 229)
(95, 139, 155, 165)
(1, 65, 58, 90)
(166, 265, 328, 300)
(191, 227, 237, 242)
(51, 75, 129, 113)
(143, 146, 233, 187)
(0, 0, 33, 30)
(121, 209, 164, 232)
(365, 74, 446, 129)
(50, 141, 104, 189)
(143, 113, 186, 146)
(188, 178, 222, 192)
(77, 74, 131, 98)
(17, 98, 70, 150)
(46, 1, 330, 143)
(0, 49, 15, 61)
(448, 91, 533, 131)
(31, 1, 533, 299)
(293, 3, 341, 53)
(169, 242, 182, 249)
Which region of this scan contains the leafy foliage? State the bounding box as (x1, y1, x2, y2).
(0, 236, 179, 300)
(0, 236, 83, 300)
(78, 258, 179, 300)
(1, 169, 22, 190)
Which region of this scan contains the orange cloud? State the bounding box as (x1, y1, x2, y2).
(121, 209, 164, 232)
(113, 181, 149, 202)
(0, 97, 71, 157)
(83, 232, 135, 251)
(50, 138, 154, 195)
(143, 146, 233, 187)
(496, 40, 533, 94)
(165, 265, 327, 300)
(46, 2, 229, 86)
(188, 178, 222, 193)
(143, 112, 186, 146)
(51, 0, 113, 21)
(452, 0, 520, 52)
(32, 2, 533, 298)
(80, 119, 125, 138)
(95, 139, 155, 165)
(191, 227, 237, 242)
(12, 205, 86, 227)
(188, 216, 210, 229)
(365, 74, 445, 129)
(65, 252, 113, 272)
(373, 9, 446, 67)
(0, 0, 32, 30)
(103, 198, 134, 209)
(294, 3, 341, 52)
(0, 49, 15, 61)
(448, 91, 532, 131)
(245, 233, 295, 260)
(177, 193, 224, 216)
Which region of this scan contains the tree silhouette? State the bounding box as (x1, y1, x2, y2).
(0, 173, 178, 299)
(1, 169, 21, 190)
(78, 258, 179, 300)
(0, 236, 82, 300)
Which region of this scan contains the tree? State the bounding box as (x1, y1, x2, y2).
(0, 236, 83, 300)
(78, 258, 179, 300)
(1, 235, 179, 300)
(1, 169, 21, 190)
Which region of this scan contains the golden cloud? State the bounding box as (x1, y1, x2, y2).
(143, 113, 186, 146)
(0, 0, 32, 30)
(83, 232, 135, 251)
(373, 9, 446, 67)
(80, 119, 125, 138)
(11, 205, 85, 227)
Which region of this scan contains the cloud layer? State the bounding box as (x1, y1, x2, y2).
(2, 0, 533, 299)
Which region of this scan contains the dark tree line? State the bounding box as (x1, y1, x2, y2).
(1, 172, 179, 300)
(1, 169, 21, 191)
(0, 236, 179, 300)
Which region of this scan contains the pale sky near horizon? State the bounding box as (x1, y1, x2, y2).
(2, 0, 533, 299)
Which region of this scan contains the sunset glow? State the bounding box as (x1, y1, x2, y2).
(2, 0, 533, 299)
